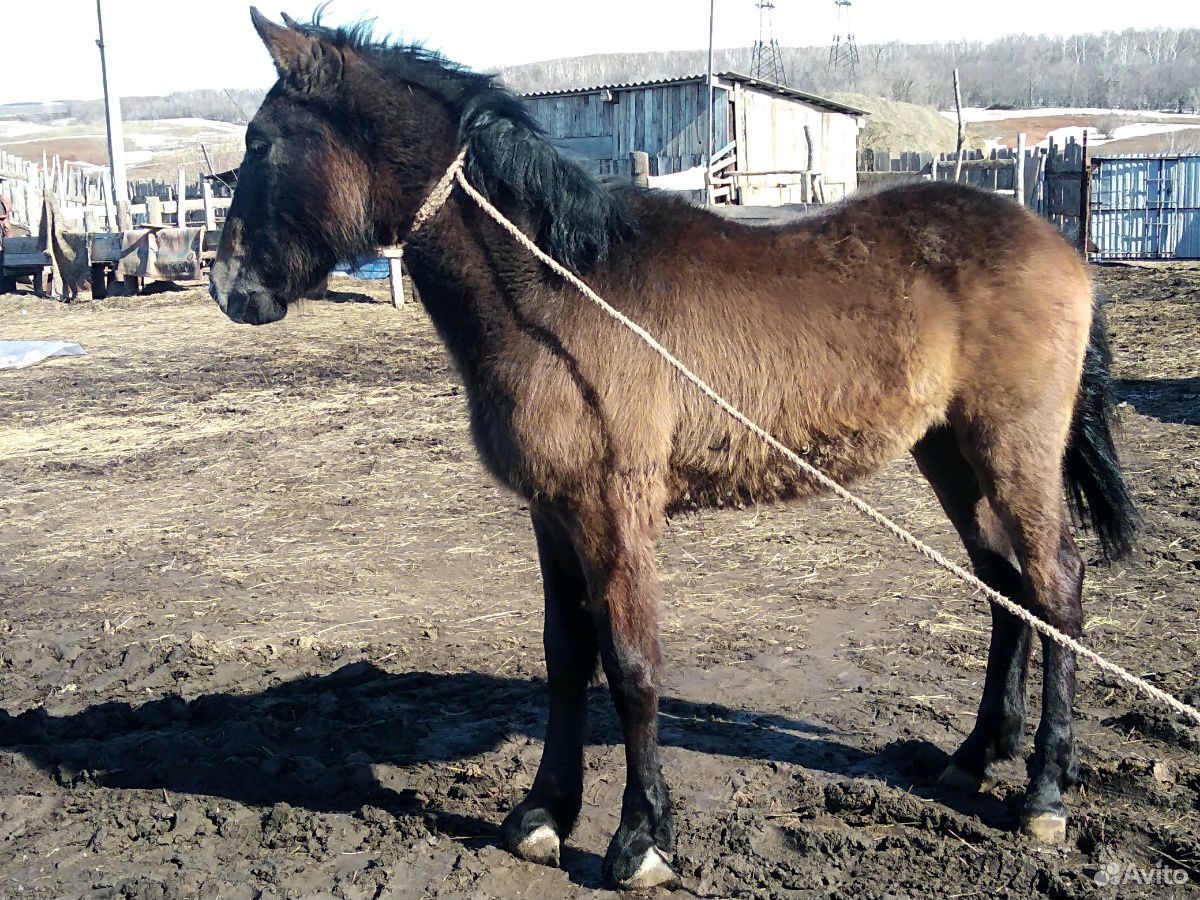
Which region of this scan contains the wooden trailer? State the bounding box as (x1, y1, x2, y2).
(87, 226, 218, 298)
(0, 235, 54, 296)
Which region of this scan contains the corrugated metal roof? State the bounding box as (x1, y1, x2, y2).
(520, 71, 867, 117)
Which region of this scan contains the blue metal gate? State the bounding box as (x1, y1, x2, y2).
(1090, 155, 1200, 260)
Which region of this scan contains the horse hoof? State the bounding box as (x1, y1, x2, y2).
(511, 824, 561, 867)
(616, 846, 680, 891)
(1021, 812, 1067, 844)
(937, 763, 995, 793)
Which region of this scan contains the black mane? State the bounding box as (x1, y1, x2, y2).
(296, 13, 638, 271)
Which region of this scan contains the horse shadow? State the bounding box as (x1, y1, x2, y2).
(320, 288, 383, 305)
(0, 662, 1012, 887)
(1116, 376, 1200, 426)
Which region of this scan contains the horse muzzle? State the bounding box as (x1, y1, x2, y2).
(209, 258, 287, 325)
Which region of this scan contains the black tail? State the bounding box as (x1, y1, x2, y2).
(1064, 292, 1139, 561)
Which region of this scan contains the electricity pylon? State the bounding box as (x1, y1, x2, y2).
(750, 1, 788, 86)
(829, 0, 859, 75)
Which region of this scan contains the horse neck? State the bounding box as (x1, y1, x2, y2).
(401, 194, 547, 381)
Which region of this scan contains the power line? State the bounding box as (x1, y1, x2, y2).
(222, 88, 250, 123)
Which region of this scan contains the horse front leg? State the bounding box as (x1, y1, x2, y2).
(502, 506, 597, 866)
(575, 499, 678, 890)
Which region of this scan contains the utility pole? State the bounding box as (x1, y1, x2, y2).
(96, 0, 128, 214)
(705, 0, 716, 206)
(952, 68, 965, 183)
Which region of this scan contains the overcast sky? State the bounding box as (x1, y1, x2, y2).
(3, 0, 1200, 106)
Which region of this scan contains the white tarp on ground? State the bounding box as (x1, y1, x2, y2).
(0, 340, 85, 369)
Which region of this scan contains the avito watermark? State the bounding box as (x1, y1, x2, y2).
(1094, 861, 1190, 887)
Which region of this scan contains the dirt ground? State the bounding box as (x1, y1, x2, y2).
(1, 266, 1197, 900)
(967, 113, 1200, 148)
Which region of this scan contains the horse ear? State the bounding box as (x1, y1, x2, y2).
(250, 6, 343, 93)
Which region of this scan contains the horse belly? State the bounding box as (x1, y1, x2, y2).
(665, 298, 958, 511)
(666, 412, 927, 512)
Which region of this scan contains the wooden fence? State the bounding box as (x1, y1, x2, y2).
(1, 149, 233, 235)
(1040, 136, 1088, 248)
(858, 136, 1090, 246)
(861, 145, 1037, 201)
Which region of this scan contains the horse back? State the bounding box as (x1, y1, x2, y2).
(478, 182, 1091, 513)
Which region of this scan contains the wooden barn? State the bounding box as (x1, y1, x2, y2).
(521, 72, 866, 205)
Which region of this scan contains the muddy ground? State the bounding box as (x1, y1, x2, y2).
(1, 266, 1197, 900)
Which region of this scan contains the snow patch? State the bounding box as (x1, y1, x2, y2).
(1107, 122, 1197, 140)
(1035, 125, 1102, 149)
(0, 121, 45, 138)
(648, 166, 705, 192)
(151, 118, 245, 132)
(942, 107, 1200, 124)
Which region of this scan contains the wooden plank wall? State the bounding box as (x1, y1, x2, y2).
(733, 90, 859, 205)
(820, 111, 860, 200)
(737, 88, 817, 205)
(524, 83, 729, 178)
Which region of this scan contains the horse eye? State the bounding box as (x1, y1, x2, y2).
(247, 140, 270, 157)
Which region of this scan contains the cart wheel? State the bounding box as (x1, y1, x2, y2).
(91, 264, 109, 300)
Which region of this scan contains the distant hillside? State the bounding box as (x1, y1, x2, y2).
(7, 90, 265, 126)
(498, 27, 1199, 113)
(828, 93, 978, 153)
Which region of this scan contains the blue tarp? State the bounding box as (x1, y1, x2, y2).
(334, 255, 390, 280)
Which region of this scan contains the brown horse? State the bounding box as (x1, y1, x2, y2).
(210, 10, 1137, 889)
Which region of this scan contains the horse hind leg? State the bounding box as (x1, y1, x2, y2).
(994, 500, 1083, 844)
(912, 427, 1032, 790)
(944, 418, 1085, 844)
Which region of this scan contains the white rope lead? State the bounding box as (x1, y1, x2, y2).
(411, 149, 1200, 728)
(406, 146, 469, 241)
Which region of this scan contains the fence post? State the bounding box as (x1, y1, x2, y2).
(1014, 133, 1026, 205)
(176, 167, 188, 227)
(146, 195, 163, 226)
(379, 246, 405, 308)
(630, 151, 650, 188)
(1078, 130, 1091, 255)
(201, 178, 216, 230)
